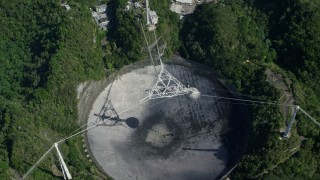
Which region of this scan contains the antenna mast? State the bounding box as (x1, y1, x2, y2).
(282, 105, 320, 138)
(55, 143, 72, 180)
(283, 105, 299, 138)
(146, 0, 150, 25)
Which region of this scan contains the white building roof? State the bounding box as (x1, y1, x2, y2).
(134, 2, 142, 8)
(176, 0, 193, 4)
(96, 4, 107, 13)
(149, 10, 157, 17)
(64, 4, 71, 11)
(125, 5, 130, 11)
(170, 3, 182, 14)
(98, 14, 107, 19)
(149, 10, 158, 25)
(100, 21, 109, 26)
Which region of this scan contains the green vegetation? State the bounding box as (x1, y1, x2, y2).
(0, 0, 319, 179)
(105, 0, 145, 69)
(180, 1, 274, 87)
(0, 0, 107, 179)
(104, 0, 180, 69)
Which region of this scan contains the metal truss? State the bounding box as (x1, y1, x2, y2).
(282, 105, 320, 138)
(55, 143, 72, 180)
(282, 105, 299, 138)
(141, 62, 190, 102)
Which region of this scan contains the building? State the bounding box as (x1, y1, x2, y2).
(95, 4, 107, 13)
(91, 4, 109, 30)
(60, 1, 71, 11)
(125, 4, 130, 11)
(149, 10, 158, 25)
(134, 2, 142, 8)
(170, 3, 182, 14)
(64, 4, 71, 11)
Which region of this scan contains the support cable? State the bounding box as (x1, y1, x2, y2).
(139, 19, 157, 72)
(200, 94, 293, 107)
(178, 98, 284, 107)
(197, 85, 276, 100)
(153, 30, 162, 66)
(22, 145, 55, 179)
(299, 107, 320, 127)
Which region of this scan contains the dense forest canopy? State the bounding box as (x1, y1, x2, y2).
(0, 0, 319, 179)
(0, 0, 107, 179)
(180, 1, 274, 89)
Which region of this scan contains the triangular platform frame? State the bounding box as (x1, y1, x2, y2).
(141, 62, 190, 102)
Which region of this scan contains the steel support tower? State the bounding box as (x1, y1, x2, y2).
(55, 143, 72, 180)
